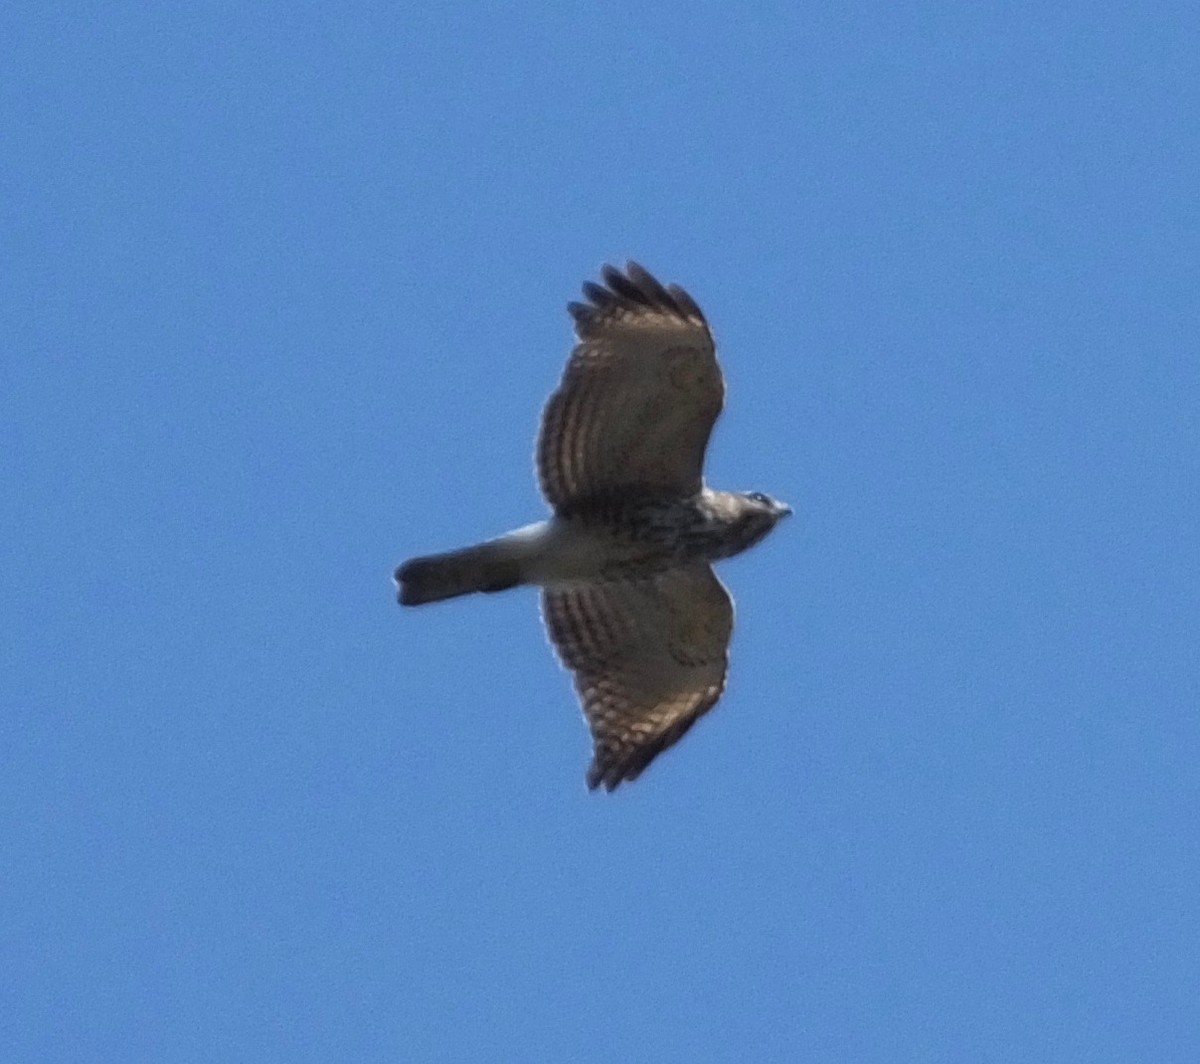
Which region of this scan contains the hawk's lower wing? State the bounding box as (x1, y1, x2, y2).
(541, 564, 734, 791)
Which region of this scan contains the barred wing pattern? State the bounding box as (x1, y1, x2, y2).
(537, 262, 724, 511)
(541, 563, 734, 790)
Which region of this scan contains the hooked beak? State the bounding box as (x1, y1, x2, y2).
(775, 501, 793, 518)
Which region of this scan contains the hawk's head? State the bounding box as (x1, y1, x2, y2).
(739, 490, 792, 519)
(738, 490, 792, 539)
(704, 489, 791, 559)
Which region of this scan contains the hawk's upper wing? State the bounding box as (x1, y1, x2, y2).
(537, 263, 724, 511)
(541, 563, 734, 791)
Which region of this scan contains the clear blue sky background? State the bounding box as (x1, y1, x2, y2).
(4, 3, 1198, 1061)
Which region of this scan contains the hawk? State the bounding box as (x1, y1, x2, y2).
(395, 263, 790, 790)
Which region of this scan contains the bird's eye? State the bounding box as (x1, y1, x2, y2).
(748, 492, 769, 505)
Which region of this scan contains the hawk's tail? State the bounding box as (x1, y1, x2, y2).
(395, 541, 524, 606)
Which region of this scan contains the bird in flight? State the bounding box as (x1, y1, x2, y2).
(395, 263, 790, 790)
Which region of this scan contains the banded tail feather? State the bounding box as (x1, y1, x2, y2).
(395, 542, 524, 606)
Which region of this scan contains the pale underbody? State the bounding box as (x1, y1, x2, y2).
(471, 488, 777, 589)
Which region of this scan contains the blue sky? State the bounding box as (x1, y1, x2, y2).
(4, 3, 1198, 1061)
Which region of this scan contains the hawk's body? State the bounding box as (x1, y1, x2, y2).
(396, 263, 789, 790)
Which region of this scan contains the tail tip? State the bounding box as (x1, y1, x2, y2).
(394, 558, 442, 606)
(394, 563, 417, 606)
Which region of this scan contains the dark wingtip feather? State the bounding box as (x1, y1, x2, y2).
(581, 280, 614, 307)
(585, 751, 640, 793)
(586, 753, 619, 792)
(623, 261, 671, 304)
(601, 263, 652, 305)
(569, 261, 709, 336)
(667, 282, 707, 324)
